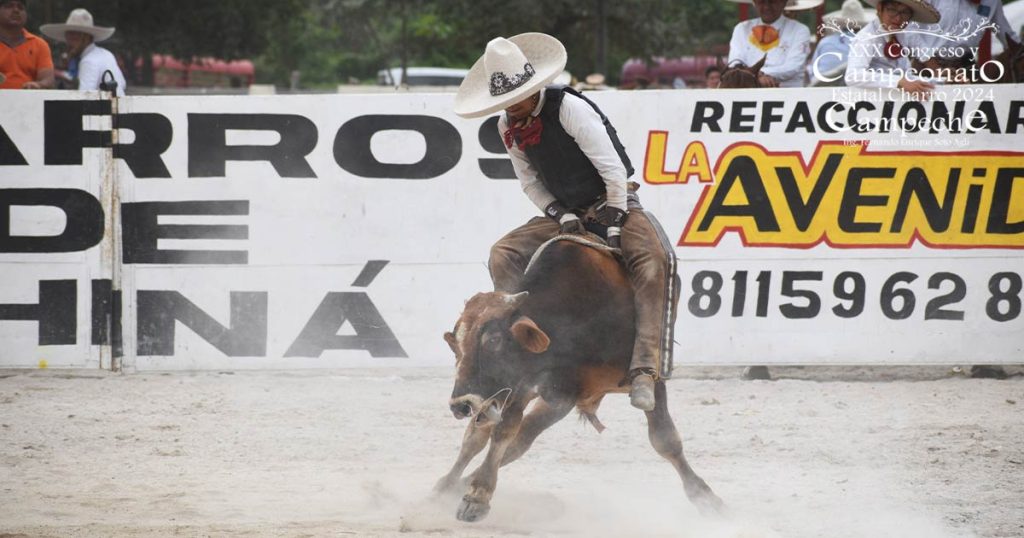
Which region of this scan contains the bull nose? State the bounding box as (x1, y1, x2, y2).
(450, 401, 473, 419)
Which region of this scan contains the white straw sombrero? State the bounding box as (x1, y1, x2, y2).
(724, 0, 818, 6)
(454, 33, 567, 119)
(785, 0, 825, 10)
(863, 0, 940, 23)
(825, 0, 877, 27)
(40, 8, 115, 43)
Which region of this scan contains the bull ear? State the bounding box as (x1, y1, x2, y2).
(752, 54, 767, 74)
(510, 316, 550, 354)
(443, 331, 458, 353)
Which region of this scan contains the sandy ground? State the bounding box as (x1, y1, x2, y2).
(1, 366, 1022, 538)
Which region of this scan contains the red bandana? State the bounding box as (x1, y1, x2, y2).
(503, 117, 544, 150)
(749, 24, 781, 51)
(884, 36, 904, 59)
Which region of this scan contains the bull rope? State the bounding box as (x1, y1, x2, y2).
(523, 234, 619, 276)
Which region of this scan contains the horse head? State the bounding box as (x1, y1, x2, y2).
(719, 55, 767, 88)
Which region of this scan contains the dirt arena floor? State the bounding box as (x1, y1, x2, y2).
(1, 365, 1022, 538)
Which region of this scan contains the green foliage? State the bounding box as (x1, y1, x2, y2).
(30, 0, 839, 88)
(30, 0, 305, 59)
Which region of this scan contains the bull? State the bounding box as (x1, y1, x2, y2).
(437, 235, 724, 523)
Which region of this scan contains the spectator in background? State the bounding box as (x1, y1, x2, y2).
(845, 0, 940, 95)
(727, 0, 812, 87)
(0, 0, 54, 89)
(912, 0, 1019, 77)
(575, 72, 611, 91)
(705, 65, 722, 88)
(40, 8, 126, 96)
(808, 0, 876, 83)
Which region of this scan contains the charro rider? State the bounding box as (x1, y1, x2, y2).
(912, 0, 1020, 80)
(726, 0, 813, 87)
(846, 0, 941, 94)
(452, 33, 679, 411)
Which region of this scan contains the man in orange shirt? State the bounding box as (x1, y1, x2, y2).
(0, 0, 54, 89)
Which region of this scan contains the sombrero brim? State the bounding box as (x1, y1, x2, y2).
(862, 0, 940, 23)
(39, 23, 115, 43)
(824, 8, 877, 26)
(454, 33, 567, 119)
(786, 0, 825, 10)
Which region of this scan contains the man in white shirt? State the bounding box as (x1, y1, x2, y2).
(727, 0, 812, 87)
(454, 34, 680, 411)
(913, 0, 1020, 69)
(40, 8, 126, 96)
(846, 0, 940, 95)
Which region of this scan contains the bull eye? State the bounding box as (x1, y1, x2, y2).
(481, 330, 503, 353)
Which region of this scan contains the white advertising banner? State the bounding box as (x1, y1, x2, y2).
(0, 86, 1021, 370)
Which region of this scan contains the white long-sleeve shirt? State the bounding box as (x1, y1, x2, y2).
(728, 16, 812, 87)
(78, 43, 126, 96)
(845, 20, 913, 89)
(911, 0, 1020, 60)
(496, 90, 627, 213)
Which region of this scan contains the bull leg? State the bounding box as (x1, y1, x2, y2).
(434, 417, 495, 494)
(456, 397, 529, 522)
(644, 381, 726, 516)
(499, 397, 574, 466)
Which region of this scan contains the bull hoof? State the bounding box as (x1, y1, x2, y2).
(696, 492, 728, 518)
(433, 477, 457, 494)
(433, 475, 469, 495)
(456, 495, 490, 522)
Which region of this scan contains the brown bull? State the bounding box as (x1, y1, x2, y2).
(437, 235, 724, 523)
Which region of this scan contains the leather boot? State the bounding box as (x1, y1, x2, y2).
(629, 370, 656, 411)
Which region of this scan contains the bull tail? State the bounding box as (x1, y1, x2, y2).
(577, 408, 606, 433)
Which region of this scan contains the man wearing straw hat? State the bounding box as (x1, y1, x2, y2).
(726, 0, 813, 87)
(845, 0, 940, 94)
(0, 0, 53, 89)
(808, 0, 877, 82)
(41, 8, 125, 95)
(914, 0, 1019, 75)
(453, 33, 678, 411)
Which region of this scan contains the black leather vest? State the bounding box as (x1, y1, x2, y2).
(521, 87, 606, 210)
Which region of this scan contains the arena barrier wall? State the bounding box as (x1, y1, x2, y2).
(1, 86, 1022, 370)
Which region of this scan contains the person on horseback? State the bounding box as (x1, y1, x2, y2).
(726, 0, 813, 87)
(846, 0, 941, 94)
(452, 33, 679, 411)
(912, 0, 1020, 79)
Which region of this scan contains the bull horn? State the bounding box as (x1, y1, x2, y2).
(504, 291, 529, 305)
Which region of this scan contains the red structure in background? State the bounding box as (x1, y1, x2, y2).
(620, 56, 725, 88)
(137, 55, 255, 88)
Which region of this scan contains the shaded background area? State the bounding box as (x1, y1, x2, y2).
(24, 0, 839, 90)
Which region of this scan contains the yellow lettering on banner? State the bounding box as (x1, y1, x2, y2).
(680, 142, 713, 183)
(680, 142, 1024, 249)
(644, 131, 676, 184)
(643, 132, 713, 184)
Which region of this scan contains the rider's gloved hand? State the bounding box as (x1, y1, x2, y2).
(602, 206, 627, 249)
(559, 214, 586, 235)
(545, 202, 585, 235)
(601, 206, 628, 228)
(607, 227, 621, 249)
